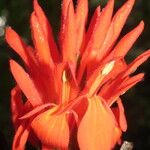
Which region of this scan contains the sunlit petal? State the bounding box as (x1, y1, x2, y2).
(10, 60, 42, 106)
(78, 96, 116, 150)
(31, 107, 69, 149)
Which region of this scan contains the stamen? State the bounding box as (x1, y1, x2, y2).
(89, 61, 115, 97)
(102, 60, 115, 75)
(62, 70, 70, 104)
(62, 70, 67, 82)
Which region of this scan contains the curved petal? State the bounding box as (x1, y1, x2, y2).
(85, 0, 114, 59)
(115, 73, 144, 98)
(31, 107, 70, 149)
(33, 0, 60, 62)
(108, 0, 135, 47)
(113, 21, 144, 57)
(114, 98, 127, 132)
(112, 99, 127, 132)
(12, 123, 30, 150)
(123, 49, 150, 77)
(30, 12, 54, 69)
(78, 96, 116, 150)
(5, 27, 35, 67)
(10, 60, 42, 106)
(19, 103, 56, 120)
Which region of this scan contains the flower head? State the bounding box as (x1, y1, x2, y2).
(6, 0, 150, 149)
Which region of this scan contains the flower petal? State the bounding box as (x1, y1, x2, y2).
(12, 123, 30, 150)
(60, 0, 76, 63)
(86, 0, 114, 58)
(113, 21, 144, 57)
(5, 27, 34, 67)
(123, 49, 150, 77)
(33, 0, 60, 62)
(83, 6, 101, 53)
(108, 0, 135, 46)
(98, 0, 135, 59)
(30, 12, 54, 68)
(75, 0, 88, 53)
(113, 98, 127, 132)
(78, 96, 116, 150)
(10, 60, 42, 106)
(31, 107, 70, 149)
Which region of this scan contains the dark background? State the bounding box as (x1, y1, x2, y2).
(0, 0, 150, 149)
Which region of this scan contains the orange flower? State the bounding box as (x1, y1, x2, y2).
(6, 0, 150, 149)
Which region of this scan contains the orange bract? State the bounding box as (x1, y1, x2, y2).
(6, 0, 150, 149)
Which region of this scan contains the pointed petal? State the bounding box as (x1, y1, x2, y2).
(31, 107, 70, 149)
(75, 0, 88, 52)
(86, 0, 114, 58)
(108, 0, 135, 47)
(112, 98, 127, 132)
(123, 49, 150, 77)
(30, 12, 54, 68)
(84, 6, 101, 52)
(98, 0, 135, 59)
(113, 21, 144, 57)
(78, 96, 116, 150)
(5, 27, 33, 66)
(33, 0, 60, 62)
(119, 73, 144, 91)
(12, 123, 30, 150)
(117, 98, 127, 131)
(10, 60, 42, 106)
(60, 0, 76, 62)
(11, 86, 23, 128)
(113, 73, 144, 99)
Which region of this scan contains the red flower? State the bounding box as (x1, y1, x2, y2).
(6, 0, 150, 149)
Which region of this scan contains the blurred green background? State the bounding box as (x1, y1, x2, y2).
(0, 0, 150, 149)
